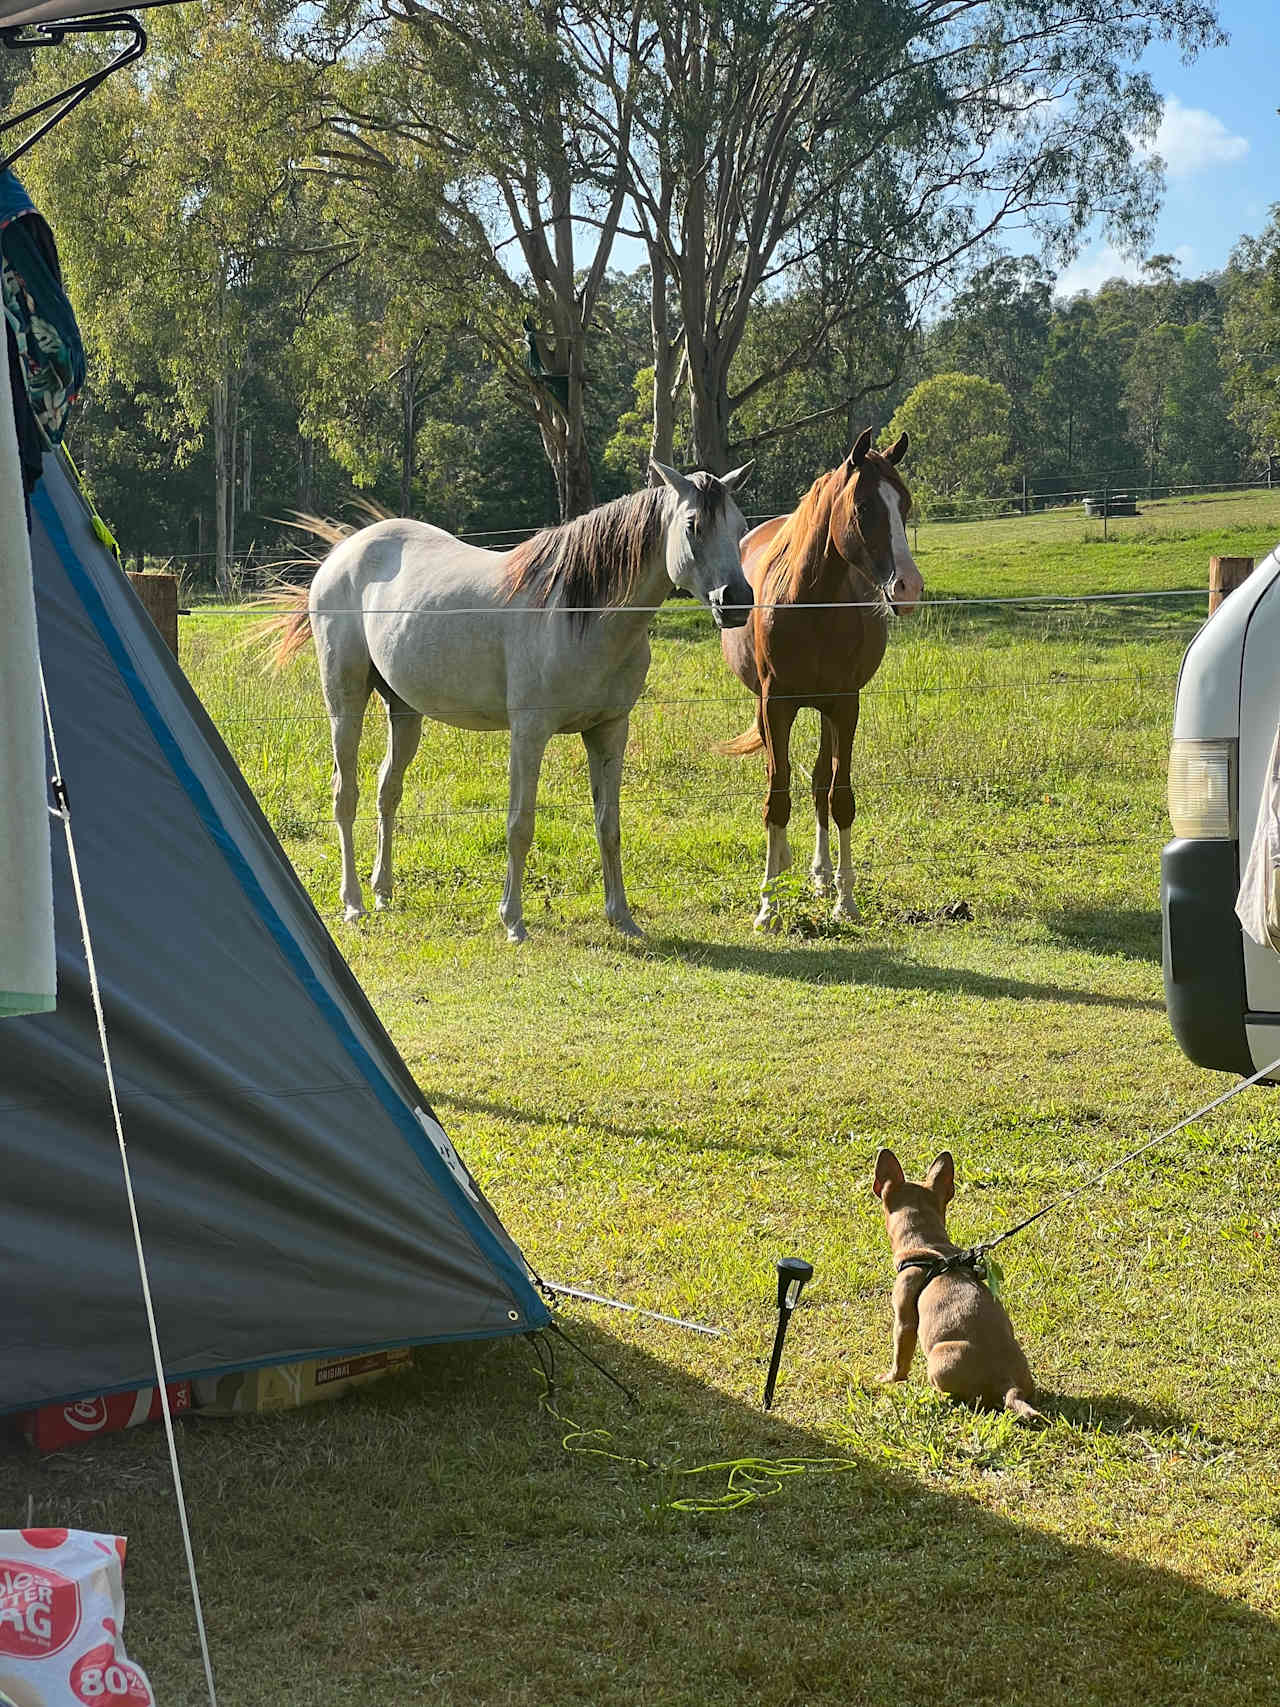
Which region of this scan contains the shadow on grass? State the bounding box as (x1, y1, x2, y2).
(1042, 906, 1162, 963)
(644, 932, 1165, 1012)
(1043, 1389, 1230, 1441)
(4, 1329, 1277, 1706)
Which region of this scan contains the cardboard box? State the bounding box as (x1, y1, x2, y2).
(20, 1384, 192, 1451)
(193, 1347, 413, 1415)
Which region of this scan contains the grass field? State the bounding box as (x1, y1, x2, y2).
(7, 488, 1280, 1705)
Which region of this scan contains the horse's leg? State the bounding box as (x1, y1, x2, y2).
(829, 694, 862, 923)
(583, 714, 641, 936)
(371, 690, 423, 911)
(500, 718, 551, 943)
(755, 688, 798, 932)
(811, 715, 835, 896)
(327, 685, 371, 923)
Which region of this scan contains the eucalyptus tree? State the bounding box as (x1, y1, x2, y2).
(602, 0, 1222, 474)
(1220, 211, 1280, 467)
(14, 1, 329, 592)
(1032, 298, 1130, 491)
(926, 257, 1054, 469)
(306, 0, 647, 518)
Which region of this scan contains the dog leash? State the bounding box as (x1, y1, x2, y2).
(967, 1050, 1280, 1263)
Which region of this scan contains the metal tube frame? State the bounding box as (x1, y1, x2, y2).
(1, 13, 146, 174)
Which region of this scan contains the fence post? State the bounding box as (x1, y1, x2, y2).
(1209, 556, 1255, 616)
(1021, 474, 1028, 516)
(127, 572, 180, 660)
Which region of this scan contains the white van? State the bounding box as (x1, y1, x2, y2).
(1164, 544, 1280, 1076)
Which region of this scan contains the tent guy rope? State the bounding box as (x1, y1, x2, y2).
(39, 658, 220, 1707)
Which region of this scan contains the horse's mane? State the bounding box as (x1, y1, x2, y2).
(503, 487, 670, 621)
(755, 465, 847, 609)
(756, 453, 910, 608)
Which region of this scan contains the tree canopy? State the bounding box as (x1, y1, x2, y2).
(7, 0, 1271, 568)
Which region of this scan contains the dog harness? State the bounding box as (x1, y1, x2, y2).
(895, 1247, 990, 1291)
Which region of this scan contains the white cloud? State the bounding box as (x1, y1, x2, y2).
(1139, 96, 1249, 178)
(1054, 241, 1197, 299)
(1054, 245, 1146, 297)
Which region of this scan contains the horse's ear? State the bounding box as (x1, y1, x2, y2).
(721, 461, 754, 494)
(886, 432, 909, 466)
(845, 428, 874, 470)
(873, 1148, 905, 1200)
(650, 459, 697, 505)
(924, 1151, 955, 1207)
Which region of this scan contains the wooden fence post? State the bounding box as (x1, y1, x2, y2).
(1209, 555, 1255, 615)
(127, 572, 179, 660)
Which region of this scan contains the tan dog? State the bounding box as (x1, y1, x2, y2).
(872, 1148, 1045, 1424)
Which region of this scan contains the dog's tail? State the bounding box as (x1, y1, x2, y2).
(1004, 1388, 1048, 1428)
(716, 725, 764, 757)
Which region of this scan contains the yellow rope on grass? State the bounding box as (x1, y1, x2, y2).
(536, 1374, 860, 1514)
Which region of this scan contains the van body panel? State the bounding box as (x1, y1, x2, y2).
(1237, 554, 1280, 1015)
(1170, 549, 1280, 741)
(1162, 545, 1280, 1077)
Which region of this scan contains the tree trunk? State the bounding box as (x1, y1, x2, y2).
(688, 340, 731, 474)
(227, 391, 238, 568)
(400, 350, 417, 515)
(212, 376, 231, 599)
(649, 248, 675, 471)
(680, 150, 732, 474)
(298, 435, 314, 512)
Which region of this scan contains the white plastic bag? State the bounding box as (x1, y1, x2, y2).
(0, 1529, 154, 1707)
(1237, 718, 1280, 951)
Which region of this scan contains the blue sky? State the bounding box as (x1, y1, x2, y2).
(1055, 0, 1279, 293)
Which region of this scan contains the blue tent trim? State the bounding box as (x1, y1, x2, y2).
(33, 481, 550, 1341)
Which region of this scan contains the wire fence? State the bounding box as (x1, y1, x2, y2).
(182, 584, 1193, 881)
(137, 475, 1280, 593)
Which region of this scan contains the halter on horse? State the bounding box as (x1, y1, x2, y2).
(720, 429, 924, 929)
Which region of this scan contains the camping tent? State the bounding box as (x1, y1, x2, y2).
(0, 452, 549, 1412)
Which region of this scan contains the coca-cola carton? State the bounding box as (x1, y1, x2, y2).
(20, 1385, 191, 1452)
(0, 1529, 153, 1707)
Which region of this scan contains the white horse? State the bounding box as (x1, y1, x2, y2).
(261, 461, 754, 940)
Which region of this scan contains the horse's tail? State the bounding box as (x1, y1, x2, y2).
(250, 581, 314, 673)
(246, 510, 377, 672)
(716, 725, 765, 757)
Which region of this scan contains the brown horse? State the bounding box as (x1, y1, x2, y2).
(720, 429, 924, 929)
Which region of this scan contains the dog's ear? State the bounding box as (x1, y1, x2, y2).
(925, 1151, 955, 1207)
(873, 1148, 905, 1199)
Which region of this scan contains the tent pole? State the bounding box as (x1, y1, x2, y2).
(0, 13, 146, 173)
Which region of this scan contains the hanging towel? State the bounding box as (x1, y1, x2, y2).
(1237, 718, 1280, 952)
(0, 321, 55, 1017)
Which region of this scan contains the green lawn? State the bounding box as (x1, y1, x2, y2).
(6, 489, 1280, 1705)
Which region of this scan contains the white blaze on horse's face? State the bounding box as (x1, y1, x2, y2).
(650, 460, 755, 628)
(883, 483, 924, 615)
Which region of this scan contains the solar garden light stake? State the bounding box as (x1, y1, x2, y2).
(763, 1257, 813, 1410)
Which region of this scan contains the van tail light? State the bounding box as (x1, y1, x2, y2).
(1167, 739, 1236, 839)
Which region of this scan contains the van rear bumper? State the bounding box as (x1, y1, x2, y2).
(1161, 837, 1254, 1075)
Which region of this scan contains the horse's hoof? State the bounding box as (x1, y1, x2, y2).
(373, 893, 391, 912)
(812, 869, 834, 897)
(342, 902, 366, 923)
(833, 898, 862, 925)
(610, 913, 644, 938)
(754, 907, 783, 933)
(505, 921, 528, 944)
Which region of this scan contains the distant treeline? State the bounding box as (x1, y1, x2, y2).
(7, 3, 1273, 584)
